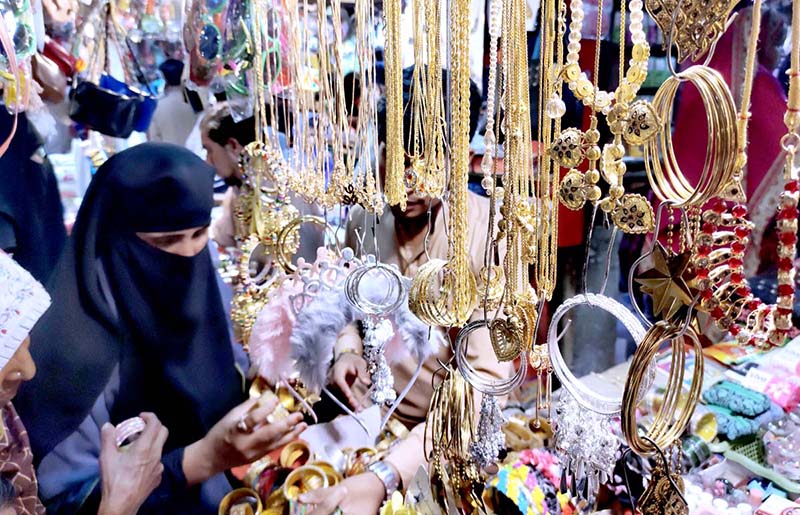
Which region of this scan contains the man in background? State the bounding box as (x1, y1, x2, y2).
(201, 102, 323, 262)
(147, 59, 198, 146)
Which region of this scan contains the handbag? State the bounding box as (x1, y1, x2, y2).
(32, 52, 68, 103)
(69, 80, 142, 139)
(68, 3, 156, 137)
(42, 39, 78, 78)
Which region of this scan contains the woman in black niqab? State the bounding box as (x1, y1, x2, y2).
(14, 143, 303, 514)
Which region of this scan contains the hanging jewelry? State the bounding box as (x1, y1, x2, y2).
(645, 0, 738, 64)
(637, 441, 689, 515)
(469, 395, 505, 470)
(552, 0, 657, 235)
(692, 0, 799, 348)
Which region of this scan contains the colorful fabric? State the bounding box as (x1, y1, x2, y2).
(0, 251, 50, 368)
(0, 403, 45, 514)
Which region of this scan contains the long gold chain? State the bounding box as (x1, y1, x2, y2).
(383, 0, 406, 209)
(535, 0, 560, 301)
(448, 0, 476, 324)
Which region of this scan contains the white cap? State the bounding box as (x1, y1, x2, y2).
(0, 251, 50, 368)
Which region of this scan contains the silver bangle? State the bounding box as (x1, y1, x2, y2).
(455, 320, 528, 396)
(344, 255, 407, 316)
(367, 460, 401, 499)
(547, 293, 647, 415)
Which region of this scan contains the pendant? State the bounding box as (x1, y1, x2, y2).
(638, 447, 688, 515)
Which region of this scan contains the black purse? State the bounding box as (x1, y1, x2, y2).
(68, 4, 154, 138)
(68, 80, 143, 138)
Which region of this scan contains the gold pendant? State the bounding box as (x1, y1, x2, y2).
(559, 169, 588, 210)
(551, 128, 587, 168)
(489, 318, 523, 362)
(638, 450, 688, 515)
(623, 101, 660, 146)
(645, 0, 737, 63)
(612, 194, 655, 234)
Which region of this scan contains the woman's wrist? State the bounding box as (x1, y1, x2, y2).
(182, 437, 219, 487)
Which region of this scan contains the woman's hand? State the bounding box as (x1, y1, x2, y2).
(330, 353, 371, 410)
(182, 396, 307, 486)
(98, 413, 168, 515)
(299, 473, 385, 515)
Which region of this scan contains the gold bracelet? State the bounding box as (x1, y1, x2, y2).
(621, 322, 704, 456)
(218, 488, 263, 515)
(334, 348, 360, 361)
(644, 65, 738, 207)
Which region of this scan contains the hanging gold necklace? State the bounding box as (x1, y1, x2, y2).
(408, 0, 478, 327)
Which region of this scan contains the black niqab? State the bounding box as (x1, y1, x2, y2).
(0, 110, 67, 284)
(16, 142, 243, 459)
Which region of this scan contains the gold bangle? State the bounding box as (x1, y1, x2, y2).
(308, 460, 343, 486)
(644, 65, 738, 207)
(621, 322, 704, 457)
(282, 465, 329, 501)
(218, 488, 263, 515)
(335, 348, 360, 360)
(279, 441, 311, 469)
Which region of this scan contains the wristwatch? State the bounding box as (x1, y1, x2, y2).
(367, 460, 401, 499)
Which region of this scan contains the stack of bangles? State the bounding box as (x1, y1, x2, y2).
(343, 256, 406, 315)
(409, 259, 478, 327)
(645, 65, 738, 207)
(621, 321, 705, 457)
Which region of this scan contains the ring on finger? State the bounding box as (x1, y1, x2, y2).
(237, 415, 252, 433)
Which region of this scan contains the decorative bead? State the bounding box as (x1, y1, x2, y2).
(779, 258, 795, 271)
(695, 268, 709, 280)
(734, 226, 750, 239)
(696, 245, 711, 257)
(586, 169, 601, 183)
(711, 199, 728, 214)
(732, 242, 747, 254)
(748, 300, 762, 311)
(599, 198, 615, 213)
(585, 146, 602, 162)
(546, 93, 567, 119)
(786, 180, 799, 193)
(586, 185, 602, 202)
(780, 232, 798, 245)
(778, 219, 798, 233)
(728, 258, 743, 269)
(711, 307, 724, 319)
(778, 244, 795, 258)
(779, 284, 795, 296)
(609, 185, 625, 199)
(782, 194, 799, 208)
(481, 176, 494, 191)
(585, 128, 601, 143)
(732, 204, 748, 218)
(736, 287, 750, 297)
(778, 207, 799, 220)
